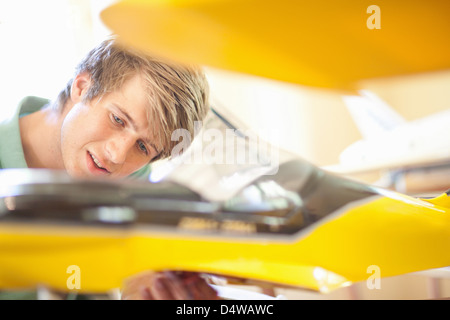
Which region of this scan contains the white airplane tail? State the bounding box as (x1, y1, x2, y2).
(342, 90, 406, 139)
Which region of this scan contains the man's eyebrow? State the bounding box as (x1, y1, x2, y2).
(113, 103, 160, 154)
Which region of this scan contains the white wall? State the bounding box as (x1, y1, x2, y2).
(0, 0, 113, 118)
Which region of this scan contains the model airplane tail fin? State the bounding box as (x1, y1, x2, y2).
(342, 90, 406, 139)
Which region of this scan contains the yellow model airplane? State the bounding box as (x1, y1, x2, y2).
(1, 0, 450, 295)
(0, 106, 449, 294)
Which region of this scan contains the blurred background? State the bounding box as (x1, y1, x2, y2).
(1, 0, 450, 299)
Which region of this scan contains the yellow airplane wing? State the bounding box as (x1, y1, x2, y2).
(101, 0, 450, 90)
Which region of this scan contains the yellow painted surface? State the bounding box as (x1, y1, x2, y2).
(1, 192, 449, 294)
(101, 0, 450, 90)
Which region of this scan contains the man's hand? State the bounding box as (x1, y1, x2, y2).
(121, 271, 219, 300)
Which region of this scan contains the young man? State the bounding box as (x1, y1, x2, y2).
(0, 37, 217, 299)
(5, 37, 209, 179)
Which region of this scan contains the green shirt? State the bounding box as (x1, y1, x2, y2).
(0, 96, 151, 179)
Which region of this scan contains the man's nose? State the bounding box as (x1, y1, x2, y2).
(105, 135, 135, 164)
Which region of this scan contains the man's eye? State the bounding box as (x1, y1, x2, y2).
(138, 141, 148, 154)
(113, 114, 124, 125)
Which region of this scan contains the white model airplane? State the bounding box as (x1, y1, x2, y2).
(335, 90, 450, 192)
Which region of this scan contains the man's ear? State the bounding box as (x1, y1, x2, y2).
(70, 72, 91, 104)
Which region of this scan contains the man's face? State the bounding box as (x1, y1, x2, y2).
(60, 74, 160, 178)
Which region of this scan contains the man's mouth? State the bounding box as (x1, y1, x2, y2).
(88, 152, 110, 173)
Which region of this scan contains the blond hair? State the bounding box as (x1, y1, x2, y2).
(55, 37, 209, 162)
